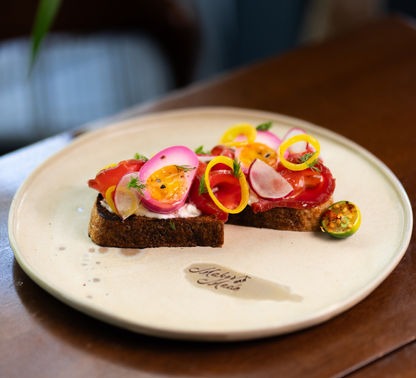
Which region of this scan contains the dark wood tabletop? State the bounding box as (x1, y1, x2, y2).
(1, 16, 415, 378)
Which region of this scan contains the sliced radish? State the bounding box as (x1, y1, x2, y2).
(114, 172, 141, 220)
(282, 127, 309, 155)
(138, 146, 199, 213)
(248, 159, 293, 200)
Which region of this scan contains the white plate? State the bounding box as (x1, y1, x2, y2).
(8, 107, 413, 341)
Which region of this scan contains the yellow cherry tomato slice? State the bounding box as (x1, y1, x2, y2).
(204, 156, 249, 214)
(278, 134, 321, 171)
(105, 185, 119, 215)
(219, 123, 257, 148)
(321, 201, 361, 238)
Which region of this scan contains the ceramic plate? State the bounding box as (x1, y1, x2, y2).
(8, 107, 413, 341)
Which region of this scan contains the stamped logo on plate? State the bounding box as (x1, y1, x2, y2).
(186, 263, 302, 302)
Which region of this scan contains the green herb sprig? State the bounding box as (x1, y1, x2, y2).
(232, 159, 243, 179)
(169, 220, 176, 230)
(198, 173, 208, 196)
(127, 176, 146, 195)
(297, 153, 321, 173)
(174, 165, 196, 173)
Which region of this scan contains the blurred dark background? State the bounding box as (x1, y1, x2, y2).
(0, 0, 413, 155)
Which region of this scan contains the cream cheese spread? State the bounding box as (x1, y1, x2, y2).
(100, 200, 201, 219)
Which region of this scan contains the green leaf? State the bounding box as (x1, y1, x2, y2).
(256, 122, 273, 131)
(194, 146, 211, 155)
(169, 220, 176, 230)
(29, 0, 63, 73)
(134, 153, 148, 161)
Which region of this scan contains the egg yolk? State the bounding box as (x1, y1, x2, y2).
(239, 143, 278, 168)
(146, 165, 188, 203)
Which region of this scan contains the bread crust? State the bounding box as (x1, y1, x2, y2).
(88, 196, 224, 248)
(227, 197, 333, 232)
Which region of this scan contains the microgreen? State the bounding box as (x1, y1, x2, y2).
(297, 153, 321, 173)
(134, 153, 148, 161)
(174, 165, 196, 173)
(127, 176, 146, 195)
(198, 173, 208, 196)
(194, 146, 211, 155)
(169, 220, 176, 230)
(232, 159, 243, 179)
(256, 122, 273, 131)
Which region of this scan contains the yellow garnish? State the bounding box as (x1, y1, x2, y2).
(97, 163, 117, 174)
(278, 135, 321, 171)
(219, 123, 257, 148)
(204, 156, 249, 214)
(115, 186, 139, 218)
(105, 185, 119, 215)
(238, 142, 278, 168)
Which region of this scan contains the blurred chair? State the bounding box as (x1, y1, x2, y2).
(0, 0, 200, 154)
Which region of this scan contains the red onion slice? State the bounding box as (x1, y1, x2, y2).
(138, 146, 199, 213)
(248, 159, 293, 200)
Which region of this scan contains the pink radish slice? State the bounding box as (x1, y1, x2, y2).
(138, 146, 199, 214)
(248, 159, 293, 200)
(114, 172, 141, 220)
(282, 127, 309, 155)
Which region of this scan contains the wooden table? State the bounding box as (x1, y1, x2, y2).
(1, 16, 415, 378)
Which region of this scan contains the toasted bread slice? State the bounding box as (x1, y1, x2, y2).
(88, 195, 224, 248)
(227, 197, 333, 232)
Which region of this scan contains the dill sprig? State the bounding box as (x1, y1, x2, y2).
(174, 165, 196, 173)
(256, 121, 273, 131)
(198, 173, 208, 196)
(194, 145, 211, 155)
(169, 220, 176, 230)
(233, 159, 243, 179)
(127, 176, 146, 195)
(134, 153, 148, 161)
(297, 152, 321, 173)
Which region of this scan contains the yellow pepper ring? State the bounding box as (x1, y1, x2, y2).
(105, 185, 119, 215)
(279, 134, 321, 171)
(218, 123, 257, 148)
(97, 163, 117, 174)
(204, 156, 249, 214)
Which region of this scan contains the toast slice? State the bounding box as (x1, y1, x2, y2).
(88, 195, 224, 248)
(227, 197, 333, 232)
